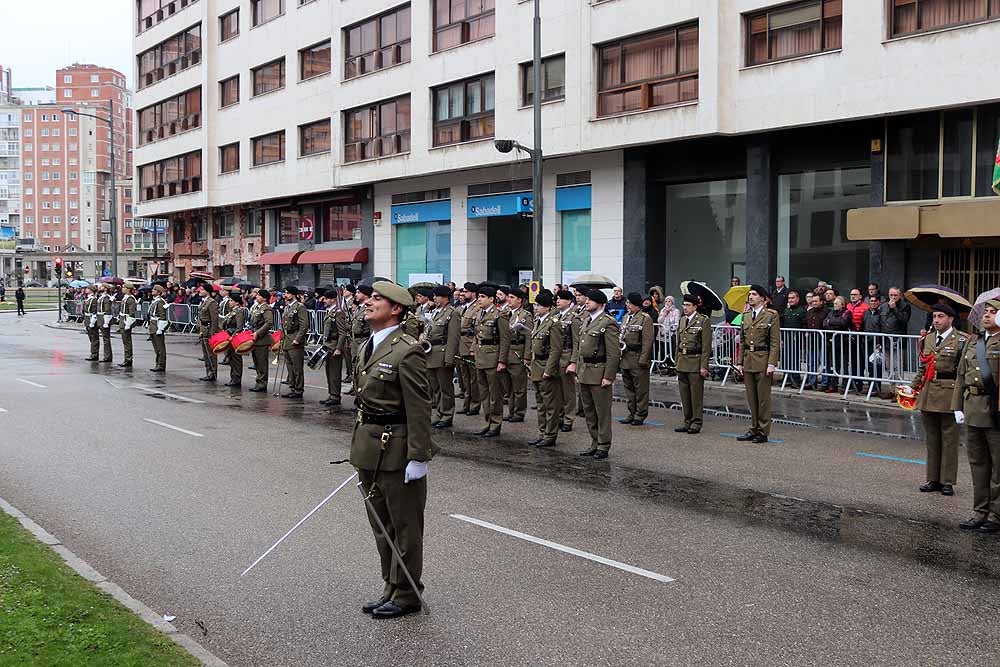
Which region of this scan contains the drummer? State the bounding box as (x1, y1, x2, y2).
(222, 290, 246, 388)
(248, 290, 274, 392)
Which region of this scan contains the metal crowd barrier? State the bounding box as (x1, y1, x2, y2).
(167, 303, 197, 333)
(651, 323, 674, 370)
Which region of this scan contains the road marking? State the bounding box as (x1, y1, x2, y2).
(15, 378, 47, 389)
(143, 418, 204, 438)
(131, 386, 205, 404)
(720, 432, 784, 444)
(450, 514, 674, 584)
(856, 451, 925, 465)
(0, 408, 7, 413)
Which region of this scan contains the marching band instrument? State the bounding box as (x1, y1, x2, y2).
(231, 330, 255, 354)
(270, 330, 284, 352)
(306, 346, 332, 369)
(896, 385, 917, 411)
(209, 330, 232, 354)
(420, 340, 433, 354)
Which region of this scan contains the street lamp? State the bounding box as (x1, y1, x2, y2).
(495, 0, 542, 283)
(62, 101, 119, 278)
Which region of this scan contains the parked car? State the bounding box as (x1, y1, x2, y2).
(49, 279, 72, 288)
(23, 280, 43, 287)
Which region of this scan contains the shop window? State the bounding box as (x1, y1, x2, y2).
(433, 0, 494, 52)
(321, 203, 362, 241)
(745, 0, 841, 66)
(344, 5, 411, 79)
(561, 210, 591, 273)
(299, 40, 331, 80)
(886, 112, 940, 201)
(597, 23, 698, 117)
(432, 74, 494, 147)
(521, 54, 565, 106)
(344, 96, 410, 162)
(396, 221, 450, 286)
(278, 212, 299, 244)
(940, 247, 1000, 303)
(891, 0, 1000, 38)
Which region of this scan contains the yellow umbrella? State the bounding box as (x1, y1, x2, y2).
(724, 285, 751, 313)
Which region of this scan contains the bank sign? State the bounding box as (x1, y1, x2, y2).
(390, 199, 451, 225)
(466, 192, 533, 219)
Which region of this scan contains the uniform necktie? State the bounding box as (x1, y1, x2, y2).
(363, 337, 374, 365)
(935, 334, 943, 347)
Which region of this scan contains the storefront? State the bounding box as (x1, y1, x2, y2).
(556, 181, 592, 285)
(467, 191, 533, 286)
(391, 195, 451, 287)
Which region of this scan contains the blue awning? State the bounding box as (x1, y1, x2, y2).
(467, 192, 532, 219)
(390, 200, 451, 225)
(555, 185, 592, 212)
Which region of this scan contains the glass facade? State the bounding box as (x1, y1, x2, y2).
(486, 216, 532, 286)
(777, 167, 871, 295)
(395, 221, 450, 286)
(561, 210, 591, 273)
(664, 179, 746, 294)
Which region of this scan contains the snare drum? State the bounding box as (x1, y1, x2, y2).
(269, 330, 283, 352)
(231, 330, 255, 354)
(209, 330, 232, 354)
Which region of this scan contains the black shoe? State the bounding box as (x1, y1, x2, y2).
(528, 437, 544, 446)
(575, 409, 585, 417)
(224, 381, 240, 387)
(149, 368, 165, 373)
(362, 597, 391, 615)
(281, 392, 303, 399)
(199, 376, 214, 382)
(674, 425, 690, 432)
(249, 386, 267, 393)
(619, 416, 636, 424)
(559, 423, 573, 433)
(751, 435, 768, 444)
(345, 388, 356, 396)
(475, 426, 491, 436)
(198, 357, 206, 362)
(117, 362, 132, 368)
(508, 416, 524, 423)
(919, 481, 943, 493)
(687, 428, 701, 434)
(940, 484, 955, 496)
(629, 420, 645, 426)
(977, 521, 1000, 534)
(960, 516, 988, 530)
(465, 408, 480, 416)
(503, 415, 512, 422)
(371, 600, 420, 619)
(319, 399, 332, 406)
(85, 356, 98, 361)
(432, 420, 453, 429)
(99, 358, 112, 363)
(535, 438, 557, 448)
(482, 428, 501, 438)
(248, 366, 256, 370)
(281, 380, 288, 385)
(592, 450, 609, 460)
(736, 431, 756, 442)
(578, 448, 598, 457)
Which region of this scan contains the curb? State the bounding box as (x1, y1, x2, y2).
(0, 495, 230, 667)
(43, 322, 199, 341)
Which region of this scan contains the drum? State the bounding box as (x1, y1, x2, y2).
(896, 385, 918, 411)
(306, 346, 331, 369)
(231, 330, 255, 355)
(269, 330, 283, 352)
(209, 330, 232, 354)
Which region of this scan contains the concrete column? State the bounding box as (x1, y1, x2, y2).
(360, 193, 374, 281)
(745, 136, 776, 285)
(622, 152, 648, 292)
(450, 187, 487, 284)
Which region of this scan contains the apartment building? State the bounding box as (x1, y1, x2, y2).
(0, 66, 12, 105)
(132, 0, 1000, 308)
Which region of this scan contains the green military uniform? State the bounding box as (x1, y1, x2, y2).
(349, 300, 372, 393)
(148, 293, 169, 371)
(556, 306, 582, 429)
(675, 311, 713, 432)
(458, 302, 481, 414)
(952, 329, 1000, 523)
(914, 327, 968, 487)
(118, 291, 139, 366)
(97, 291, 114, 362)
(425, 303, 460, 424)
(619, 308, 655, 424)
(527, 310, 563, 445)
(199, 294, 220, 380)
(504, 305, 534, 421)
(221, 296, 246, 386)
(321, 304, 350, 402)
(576, 309, 621, 454)
(352, 323, 436, 611)
(401, 311, 423, 339)
(281, 299, 310, 396)
(83, 289, 100, 360)
(473, 305, 511, 432)
(248, 300, 274, 390)
(740, 307, 781, 439)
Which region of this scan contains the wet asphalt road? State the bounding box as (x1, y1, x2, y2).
(2, 312, 999, 667)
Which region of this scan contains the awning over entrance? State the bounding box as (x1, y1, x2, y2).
(258, 251, 302, 265)
(295, 248, 368, 264)
(847, 199, 1000, 240)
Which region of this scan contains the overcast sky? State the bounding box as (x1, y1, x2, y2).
(4, 1, 132, 90)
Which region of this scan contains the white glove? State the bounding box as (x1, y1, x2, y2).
(404, 460, 428, 483)
(89, 315, 97, 328)
(156, 320, 169, 335)
(954, 411, 965, 425)
(766, 364, 776, 375)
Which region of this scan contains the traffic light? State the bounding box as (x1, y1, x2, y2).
(54, 257, 64, 278)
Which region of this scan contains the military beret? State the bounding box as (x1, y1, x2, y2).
(683, 293, 700, 305)
(417, 287, 434, 299)
(373, 280, 414, 307)
(627, 292, 644, 308)
(463, 281, 479, 292)
(357, 284, 373, 297)
(556, 290, 574, 301)
(229, 289, 243, 298)
(588, 289, 608, 305)
(535, 290, 554, 307)
(343, 284, 356, 294)
(152, 284, 165, 294)
(987, 299, 1000, 312)
(749, 284, 768, 298)
(509, 287, 527, 301)
(478, 285, 497, 298)
(258, 289, 270, 300)
(284, 284, 301, 295)
(88, 284, 99, 292)
(432, 285, 452, 298)
(497, 285, 511, 295)
(932, 302, 957, 318)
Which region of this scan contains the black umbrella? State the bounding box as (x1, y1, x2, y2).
(904, 284, 973, 315)
(680, 280, 725, 316)
(358, 276, 391, 287)
(569, 273, 616, 289)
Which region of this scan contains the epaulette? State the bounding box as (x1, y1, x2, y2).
(958, 332, 970, 342)
(396, 333, 419, 346)
(766, 308, 779, 316)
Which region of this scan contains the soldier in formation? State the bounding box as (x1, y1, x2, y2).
(319, 287, 350, 406)
(674, 294, 713, 434)
(280, 285, 310, 399)
(118, 282, 139, 368)
(148, 284, 169, 373)
(458, 282, 481, 416)
(619, 292, 654, 426)
(472, 284, 510, 438)
(248, 289, 274, 392)
(221, 290, 246, 388)
(425, 285, 460, 429)
(348, 285, 373, 396)
(573, 289, 621, 460)
(97, 282, 114, 363)
(83, 284, 100, 361)
(504, 287, 534, 423)
(736, 285, 781, 444)
(198, 283, 220, 382)
(527, 289, 563, 448)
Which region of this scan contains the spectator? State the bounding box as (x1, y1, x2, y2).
(641, 295, 658, 321)
(0, 283, 5, 302)
(804, 292, 829, 390)
(862, 296, 884, 394)
(845, 288, 866, 331)
(648, 285, 664, 312)
(606, 286, 627, 323)
(861, 296, 882, 333)
(867, 283, 883, 303)
(814, 281, 829, 298)
(781, 290, 807, 387)
(823, 295, 854, 393)
(877, 286, 911, 335)
(781, 291, 806, 329)
(823, 288, 837, 307)
(15, 285, 26, 316)
(731, 276, 741, 287)
(657, 295, 680, 374)
(771, 276, 789, 313)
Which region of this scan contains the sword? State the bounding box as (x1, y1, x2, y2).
(241, 471, 359, 577)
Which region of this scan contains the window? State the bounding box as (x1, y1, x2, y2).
(70, 172, 78, 180)
(432, 75, 494, 146)
(252, 58, 285, 96)
(192, 216, 207, 241)
(299, 119, 331, 156)
(137, 0, 202, 32)
(891, 0, 1000, 37)
(90, 89, 99, 98)
(344, 5, 411, 79)
(247, 210, 263, 235)
(138, 87, 202, 145)
(41, 114, 48, 121)
(138, 150, 202, 201)
(23, 114, 31, 122)
(746, 0, 841, 66)
(64, 89, 73, 98)
(214, 212, 235, 237)
(52, 129, 60, 137)
(54, 216, 61, 223)
(70, 201, 78, 209)
(220, 142, 240, 173)
(137, 23, 202, 90)
(220, 75, 240, 107)
(598, 23, 698, 117)
(24, 129, 32, 137)
(521, 54, 565, 105)
(91, 74, 100, 83)
(220, 9, 239, 42)
(252, 131, 285, 165)
(252, 0, 284, 26)
(63, 75, 72, 83)
(68, 128, 77, 136)
(433, 0, 494, 52)
(68, 143, 77, 151)
(344, 96, 410, 162)
(41, 128, 50, 137)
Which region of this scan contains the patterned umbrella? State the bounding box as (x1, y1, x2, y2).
(970, 287, 1000, 330)
(904, 284, 973, 315)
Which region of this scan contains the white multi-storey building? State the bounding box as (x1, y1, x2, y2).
(133, 0, 1000, 312)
